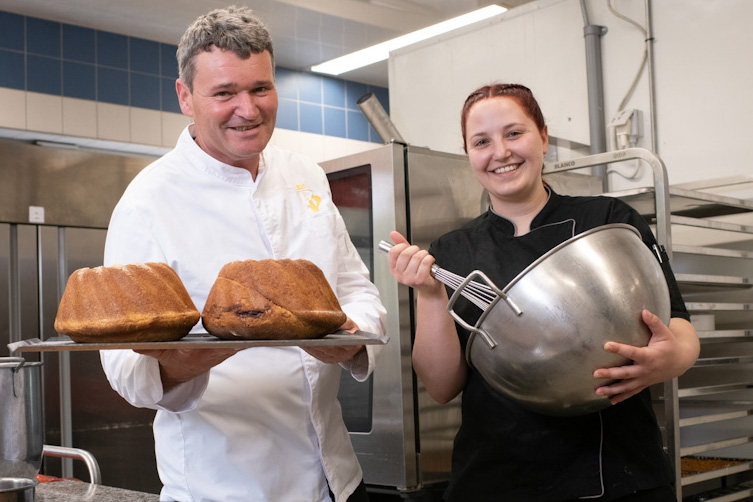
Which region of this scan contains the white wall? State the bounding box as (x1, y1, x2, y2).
(388, 0, 753, 194)
(389, 0, 588, 153)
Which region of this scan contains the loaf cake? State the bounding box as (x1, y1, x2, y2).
(201, 259, 346, 340)
(54, 262, 200, 343)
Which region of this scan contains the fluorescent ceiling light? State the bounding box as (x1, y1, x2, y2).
(311, 4, 507, 76)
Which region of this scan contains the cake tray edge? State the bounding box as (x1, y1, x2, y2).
(8, 330, 389, 353)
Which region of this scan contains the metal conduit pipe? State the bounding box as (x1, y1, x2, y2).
(56, 228, 74, 478)
(645, 0, 658, 152)
(357, 93, 406, 145)
(580, 0, 609, 192)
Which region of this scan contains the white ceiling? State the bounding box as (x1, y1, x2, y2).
(0, 0, 535, 87)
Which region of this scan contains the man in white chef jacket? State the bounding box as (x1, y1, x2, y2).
(100, 6, 386, 502)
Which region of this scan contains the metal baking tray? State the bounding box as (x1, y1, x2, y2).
(8, 330, 388, 353)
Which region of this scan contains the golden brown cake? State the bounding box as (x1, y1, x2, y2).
(202, 259, 347, 340)
(54, 262, 200, 343)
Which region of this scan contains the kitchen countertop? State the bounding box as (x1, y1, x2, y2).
(35, 480, 159, 501)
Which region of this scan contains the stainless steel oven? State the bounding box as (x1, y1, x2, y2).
(321, 143, 487, 495)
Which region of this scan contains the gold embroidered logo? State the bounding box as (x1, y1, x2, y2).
(296, 183, 321, 213)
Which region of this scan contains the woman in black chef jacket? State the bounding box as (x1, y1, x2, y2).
(386, 83, 699, 502)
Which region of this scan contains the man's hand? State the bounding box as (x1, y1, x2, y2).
(302, 317, 364, 364)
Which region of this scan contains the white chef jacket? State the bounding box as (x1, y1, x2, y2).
(100, 125, 386, 502)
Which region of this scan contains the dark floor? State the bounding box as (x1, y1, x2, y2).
(366, 485, 445, 502)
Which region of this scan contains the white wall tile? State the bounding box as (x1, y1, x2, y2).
(97, 102, 130, 142)
(0, 88, 26, 130)
(0, 89, 376, 163)
(62, 97, 97, 138)
(27, 92, 63, 134)
(130, 107, 162, 146)
(161, 111, 191, 147)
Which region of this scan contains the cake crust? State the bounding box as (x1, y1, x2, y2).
(202, 259, 347, 340)
(54, 262, 200, 343)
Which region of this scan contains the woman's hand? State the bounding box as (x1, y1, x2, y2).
(387, 231, 443, 298)
(388, 231, 467, 403)
(593, 310, 700, 405)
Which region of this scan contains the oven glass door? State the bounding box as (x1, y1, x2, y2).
(328, 164, 374, 433)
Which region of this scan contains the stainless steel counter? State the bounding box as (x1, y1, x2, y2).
(36, 481, 159, 501)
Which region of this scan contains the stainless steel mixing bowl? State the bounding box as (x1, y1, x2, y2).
(449, 223, 670, 416)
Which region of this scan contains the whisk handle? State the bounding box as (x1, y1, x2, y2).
(377, 240, 439, 276)
(377, 240, 393, 255)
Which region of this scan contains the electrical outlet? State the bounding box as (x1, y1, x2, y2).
(609, 109, 643, 149)
(29, 206, 45, 223)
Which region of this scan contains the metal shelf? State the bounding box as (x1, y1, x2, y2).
(694, 355, 753, 367)
(697, 330, 753, 341)
(679, 383, 753, 399)
(606, 186, 753, 219)
(674, 244, 753, 260)
(682, 436, 753, 457)
(679, 404, 753, 428)
(670, 215, 753, 235)
(682, 478, 753, 500)
(677, 273, 751, 290)
(547, 150, 753, 501)
(686, 303, 753, 313)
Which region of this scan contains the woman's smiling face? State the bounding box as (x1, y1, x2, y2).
(464, 96, 549, 209)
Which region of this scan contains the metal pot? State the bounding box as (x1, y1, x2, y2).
(0, 358, 44, 480)
(449, 224, 670, 416)
(0, 478, 38, 502)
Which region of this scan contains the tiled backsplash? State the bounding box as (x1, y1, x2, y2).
(0, 10, 387, 144)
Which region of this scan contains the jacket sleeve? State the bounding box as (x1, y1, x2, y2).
(100, 202, 207, 412)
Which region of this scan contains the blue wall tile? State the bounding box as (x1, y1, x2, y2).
(324, 107, 346, 138)
(0, 49, 24, 89)
(160, 43, 178, 78)
(0, 12, 24, 51)
(161, 77, 181, 113)
(345, 81, 368, 110)
(63, 25, 95, 63)
(98, 66, 129, 105)
(0, 10, 389, 143)
(298, 72, 322, 104)
(27, 18, 60, 57)
(275, 67, 297, 99)
(130, 37, 159, 75)
(300, 102, 322, 134)
(97, 31, 128, 69)
(276, 98, 298, 131)
(347, 110, 370, 142)
(27, 55, 61, 94)
(323, 78, 345, 108)
(63, 61, 95, 100)
(130, 73, 160, 110)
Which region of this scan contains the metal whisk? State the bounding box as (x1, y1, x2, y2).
(377, 240, 519, 314)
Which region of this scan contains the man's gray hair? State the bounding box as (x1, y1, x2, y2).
(177, 5, 274, 91)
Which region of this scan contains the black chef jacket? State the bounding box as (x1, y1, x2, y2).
(430, 190, 689, 502)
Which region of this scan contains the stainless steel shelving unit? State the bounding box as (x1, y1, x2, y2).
(544, 150, 753, 502)
(660, 188, 753, 502)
